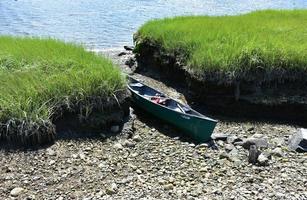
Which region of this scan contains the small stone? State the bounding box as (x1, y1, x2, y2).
(271, 147, 284, 157)
(124, 45, 134, 51)
(211, 133, 229, 141)
(151, 128, 156, 132)
(196, 143, 209, 148)
(225, 144, 235, 152)
(219, 152, 229, 160)
(49, 160, 56, 165)
(132, 135, 142, 142)
(247, 127, 255, 132)
(164, 184, 174, 190)
(10, 187, 24, 197)
(227, 135, 242, 144)
(118, 51, 127, 56)
(113, 143, 123, 150)
(123, 140, 135, 148)
(84, 147, 92, 151)
(189, 143, 196, 147)
(106, 183, 118, 195)
(79, 153, 86, 160)
(242, 137, 268, 149)
(111, 125, 120, 133)
(257, 153, 269, 166)
(25, 195, 36, 200)
(136, 169, 142, 174)
(288, 128, 307, 152)
(46, 149, 56, 156)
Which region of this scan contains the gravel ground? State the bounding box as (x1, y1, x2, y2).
(0, 48, 306, 200)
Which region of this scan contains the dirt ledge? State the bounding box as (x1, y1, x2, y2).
(0, 90, 131, 148)
(134, 40, 307, 124)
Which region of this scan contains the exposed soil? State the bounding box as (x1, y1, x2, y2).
(133, 41, 307, 125)
(0, 86, 131, 148)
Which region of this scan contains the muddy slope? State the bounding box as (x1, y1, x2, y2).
(134, 41, 307, 124)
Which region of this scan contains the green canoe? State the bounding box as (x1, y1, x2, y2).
(128, 77, 217, 142)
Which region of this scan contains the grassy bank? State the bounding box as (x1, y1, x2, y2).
(135, 10, 307, 84)
(0, 36, 126, 145)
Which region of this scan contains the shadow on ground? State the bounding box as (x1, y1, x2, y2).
(132, 107, 216, 147)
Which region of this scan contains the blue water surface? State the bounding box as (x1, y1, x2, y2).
(0, 0, 306, 49)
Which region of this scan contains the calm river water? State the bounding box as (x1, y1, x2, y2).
(0, 0, 307, 49)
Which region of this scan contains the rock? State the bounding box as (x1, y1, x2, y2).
(124, 45, 134, 51)
(271, 147, 284, 157)
(271, 137, 284, 147)
(10, 187, 24, 197)
(84, 147, 92, 151)
(196, 143, 209, 148)
(113, 143, 123, 150)
(164, 184, 174, 190)
(118, 51, 127, 56)
(288, 128, 307, 152)
(225, 144, 235, 152)
(219, 152, 229, 160)
(122, 140, 135, 148)
(211, 133, 229, 141)
(79, 153, 86, 160)
(125, 57, 136, 67)
(49, 160, 56, 165)
(227, 135, 242, 144)
(106, 183, 118, 195)
(46, 149, 56, 156)
(241, 137, 268, 149)
(257, 153, 270, 166)
(110, 125, 120, 133)
(132, 134, 142, 142)
(248, 145, 259, 164)
(247, 127, 255, 132)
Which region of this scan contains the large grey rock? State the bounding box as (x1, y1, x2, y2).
(288, 128, 307, 152)
(241, 137, 269, 149)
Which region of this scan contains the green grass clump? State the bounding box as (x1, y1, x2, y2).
(0, 36, 126, 145)
(135, 10, 307, 84)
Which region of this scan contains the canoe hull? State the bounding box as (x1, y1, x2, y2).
(130, 91, 217, 142)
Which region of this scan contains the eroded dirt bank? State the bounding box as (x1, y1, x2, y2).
(133, 41, 307, 125)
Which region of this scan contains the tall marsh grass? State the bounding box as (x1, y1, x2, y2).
(135, 10, 307, 84)
(0, 36, 126, 145)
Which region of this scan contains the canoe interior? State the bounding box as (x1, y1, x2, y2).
(128, 77, 215, 120)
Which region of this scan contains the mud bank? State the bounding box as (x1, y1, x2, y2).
(134, 41, 307, 124)
(0, 90, 131, 148)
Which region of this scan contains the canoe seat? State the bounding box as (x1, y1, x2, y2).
(151, 96, 170, 106)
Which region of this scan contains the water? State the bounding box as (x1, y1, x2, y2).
(0, 0, 307, 49)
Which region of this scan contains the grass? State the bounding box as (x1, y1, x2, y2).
(0, 36, 126, 145)
(135, 10, 307, 84)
